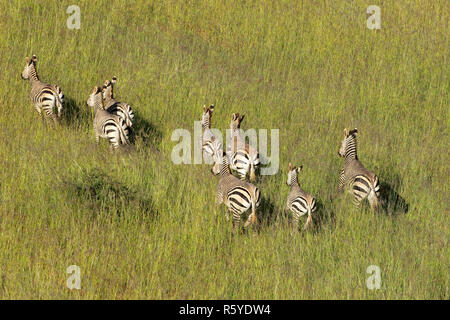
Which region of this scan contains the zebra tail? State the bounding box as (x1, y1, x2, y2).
(367, 188, 379, 210)
(55, 87, 64, 118)
(250, 195, 258, 225)
(249, 162, 256, 182)
(118, 120, 129, 146)
(304, 207, 312, 230)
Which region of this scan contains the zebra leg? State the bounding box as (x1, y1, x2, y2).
(292, 212, 300, 229)
(232, 212, 241, 232)
(51, 112, 58, 125)
(35, 105, 44, 122)
(352, 193, 362, 207)
(225, 209, 231, 221)
(243, 213, 253, 229)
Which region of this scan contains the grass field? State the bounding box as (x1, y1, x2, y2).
(0, 0, 448, 299)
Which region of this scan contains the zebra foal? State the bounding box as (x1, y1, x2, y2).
(286, 163, 317, 230)
(21, 55, 64, 122)
(212, 151, 261, 231)
(86, 86, 130, 150)
(201, 105, 223, 163)
(227, 113, 260, 181)
(102, 76, 134, 134)
(338, 128, 380, 210)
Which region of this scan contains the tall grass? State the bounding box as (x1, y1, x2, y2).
(0, 0, 448, 299)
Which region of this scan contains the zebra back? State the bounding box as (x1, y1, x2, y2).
(286, 163, 316, 229)
(227, 113, 260, 181)
(338, 128, 380, 209)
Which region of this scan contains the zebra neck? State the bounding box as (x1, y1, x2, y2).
(105, 97, 115, 108)
(220, 160, 231, 176)
(29, 67, 39, 82)
(289, 180, 300, 191)
(345, 138, 358, 161)
(202, 119, 210, 130)
(93, 100, 104, 114)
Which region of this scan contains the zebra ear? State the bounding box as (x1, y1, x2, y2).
(349, 128, 358, 135)
(31, 55, 37, 63)
(209, 105, 214, 113)
(203, 105, 207, 113)
(239, 115, 245, 123)
(25, 57, 30, 64)
(289, 162, 292, 171)
(297, 165, 303, 173)
(343, 128, 348, 137)
(111, 76, 117, 84)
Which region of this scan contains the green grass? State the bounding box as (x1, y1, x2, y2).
(0, 0, 448, 299)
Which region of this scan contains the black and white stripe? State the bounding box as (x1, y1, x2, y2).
(227, 113, 260, 181)
(286, 163, 316, 229)
(102, 77, 134, 136)
(87, 86, 130, 150)
(201, 105, 223, 163)
(21, 55, 64, 122)
(213, 151, 261, 230)
(338, 128, 380, 209)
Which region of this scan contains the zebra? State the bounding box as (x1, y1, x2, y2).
(338, 128, 380, 209)
(226, 113, 260, 181)
(286, 163, 317, 230)
(21, 55, 64, 122)
(86, 86, 130, 150)
(212, 150, 261, 231)
(201, 105, 223, 163)
(102, 76, 134, 135)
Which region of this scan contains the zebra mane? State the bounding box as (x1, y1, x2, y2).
(220, 151, 231, 176)
(345, 133, 358, 161)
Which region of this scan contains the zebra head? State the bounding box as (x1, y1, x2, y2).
(287, 163, 302, 186)
(230, 113, 244, 131)
(201, 105, 214, 129)
(21, 55, 37, 80)
(102, 76, 117, 100)
(87, 86, 104, 109)
(338, 128, 358, 158)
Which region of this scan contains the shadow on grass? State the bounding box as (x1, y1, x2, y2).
(379, 181, 409, 215)
(376, 168, 409, 215)
(129, 110, 162, 151)
(310, 198, 336, 233)
(63, 167, 157, 221)
(257, 197, 278, 228)
(61, 96, 90, 129)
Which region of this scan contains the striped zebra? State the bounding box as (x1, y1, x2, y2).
(338, 128, 380, 209)
(201, 105, 223, 163)
(212, 151, 261, 231)
(226, 113, 260, 181)
(86, 86, 130, 150)
(21, 55, 64, 122)
(286, 163, 316, 230)
(102, 76, 134, 134)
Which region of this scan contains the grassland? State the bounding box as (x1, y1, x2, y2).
(0, 0, 448, 299)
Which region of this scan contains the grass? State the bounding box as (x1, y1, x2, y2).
(0, 0, 448, 299)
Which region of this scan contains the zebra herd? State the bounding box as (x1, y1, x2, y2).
(21, 55, 382, 232)
(22, 55, 134, 150)
(201, 105, 381, 231)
